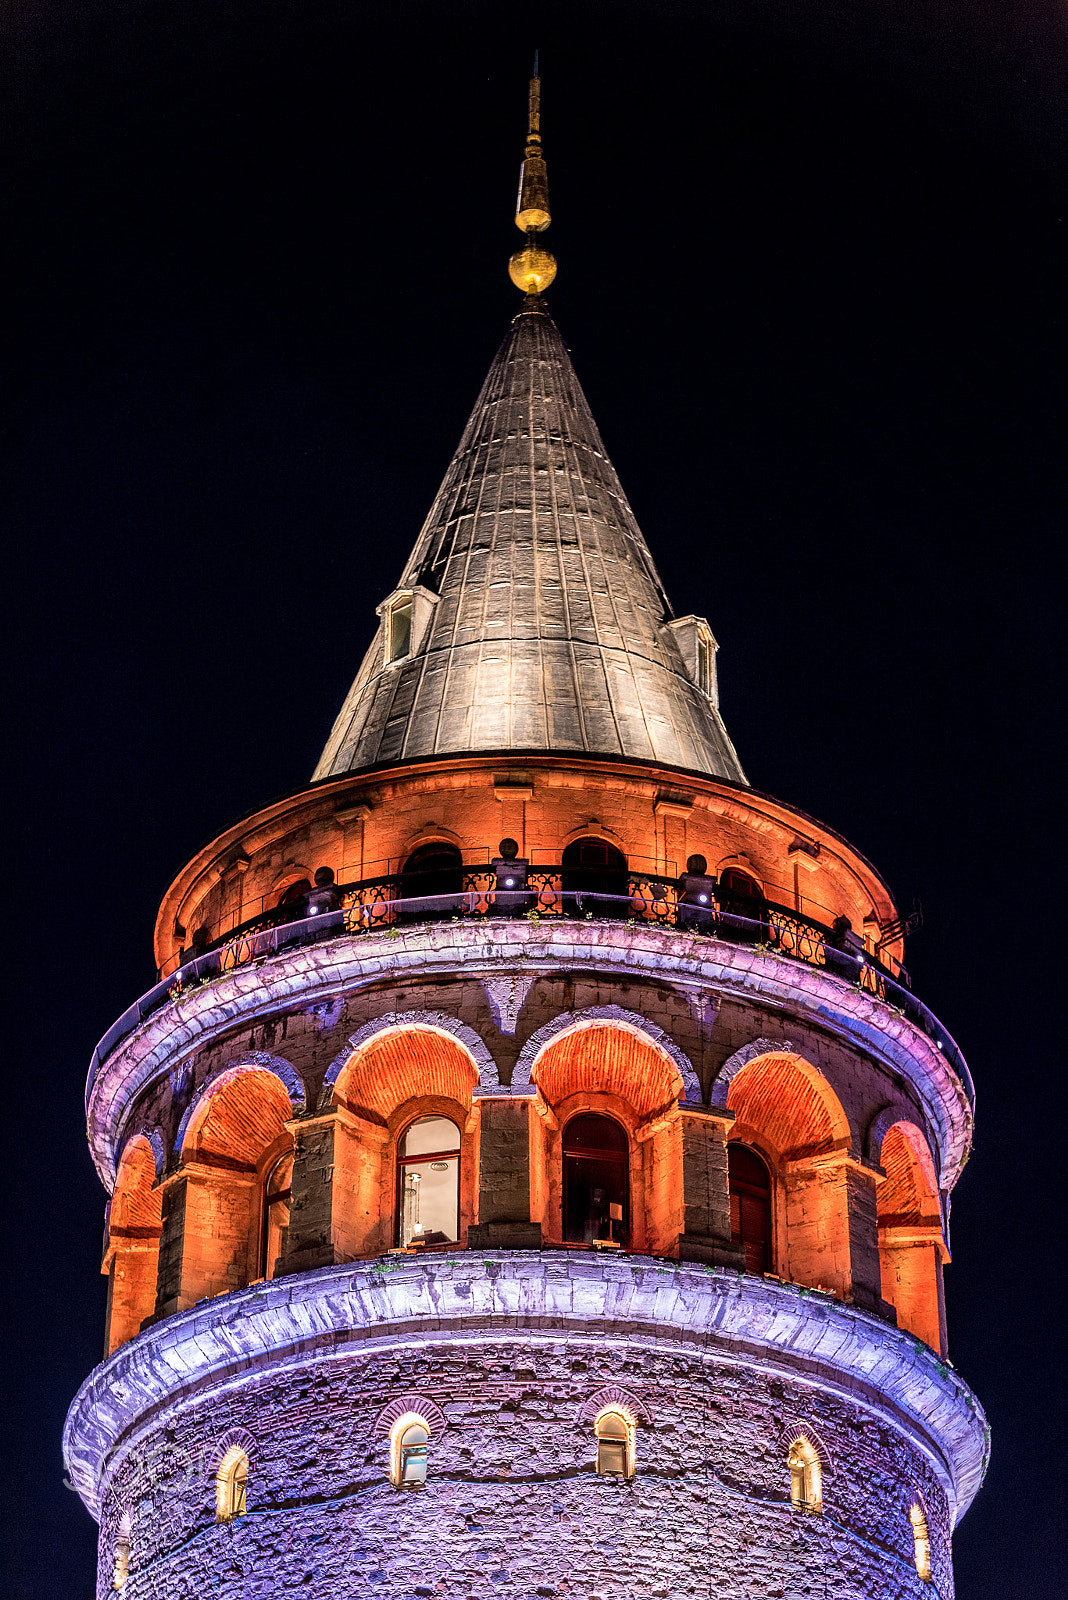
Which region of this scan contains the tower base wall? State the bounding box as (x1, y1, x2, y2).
(66, 1256, 987, 1600)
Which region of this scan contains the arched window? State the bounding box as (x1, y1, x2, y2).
(387, 594, 414, 662)
(262, 1152, 293, 1280)
(390, 1415, 431, 1487)
(595, 1408, 635, 1477)
(561, 837, 628, 910)
(216, 1447, 249, 1523)
(276, 878, 311, 910)
(720, 867, 762, 900)
(563, 1113, 629, 1247)
(728, 1142, 772, 1274)
(400, 842, 463, 918)
(112, 1513, 131, 1590)
(788, 1436, 822, 1511)
(910, 1502, 932, 1581)
(397, 1116, 461, 1247)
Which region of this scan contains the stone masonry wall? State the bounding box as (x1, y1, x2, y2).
(97, 1334, 952, 1600)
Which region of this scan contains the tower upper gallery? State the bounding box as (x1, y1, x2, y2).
(314, 77, 745, 784)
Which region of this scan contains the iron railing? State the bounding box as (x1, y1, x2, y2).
(86, 871, 974, 1114)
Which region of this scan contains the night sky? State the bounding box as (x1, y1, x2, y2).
(5, 1, 1066, 1594)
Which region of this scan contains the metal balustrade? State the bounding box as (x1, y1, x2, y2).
(86, 868, 974, 1115)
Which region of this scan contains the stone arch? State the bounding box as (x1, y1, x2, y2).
(575, 1385, 652, 1429)
(104, 1135, 164, 1356)
(515, 1007, 699, 1102)
(709, 1037, 794, 1108)
(724, 1050, 851, 1160)
(208, 1427, 257, 1477)
(176, 1053, 305, 1155)
(122, 1126, 165, 1185)
(374, 1394, 448, 1438)
(866, 1106, 940, 1190)
(875, 1119, 945, 1352)
(778, 1420, 833, 1477)
(321, 1012, 497, 1109)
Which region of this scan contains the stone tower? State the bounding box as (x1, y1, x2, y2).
(65, 70, 986, 1600)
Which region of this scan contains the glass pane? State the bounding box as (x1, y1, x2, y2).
(399, 1118, 460, 1246)
(597, 1412, 628, 1440)
(390, 602, 412, 661)
(597, 1440, 627, 1474)
(400, 1423, 429, 1485)
(400, 1116, 460, 1158)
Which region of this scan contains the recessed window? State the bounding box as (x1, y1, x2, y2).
(216, 1447, 249, 1523)
(397, 1116, 461, 1247)
(788, 1436, 822, 1511)
(112, 1521, 131, 1590)
(728, 1143, 772, 1274)
(390, 1414, 432, 1487)
(719, 867, 762, 901)
(910, 1502, 932, 1581)
(595, 1408, 634, 1477)
(262, 1152, 293, 1280)
(561, 838, 628, 906)
(696, 633, 712, 696)
(563, 1113, 629, 1247)
(388, 597, 413, 662)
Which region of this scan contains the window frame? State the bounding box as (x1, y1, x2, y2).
(594, 1406, 636, 1478)
(395, 1114, 462, 1250)
(389, 1411, 433, 1488)
(215, 1447, 249, 1523)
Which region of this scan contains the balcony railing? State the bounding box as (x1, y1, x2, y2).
(86, 870, 974, 1114)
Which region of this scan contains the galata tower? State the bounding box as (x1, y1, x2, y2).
(65, 68, 987, 1600)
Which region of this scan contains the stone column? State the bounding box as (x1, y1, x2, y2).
(845, 1160, 894, 1317)
(276, 1111, 340, 1276)
(466, 1095, 542, 1249)
(152, 1174, 187, 1319)
(677, 1105, 746, 1268)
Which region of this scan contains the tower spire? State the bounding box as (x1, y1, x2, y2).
(509, 56, 557, 296)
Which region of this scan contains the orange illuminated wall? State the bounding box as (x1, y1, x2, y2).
(174, 1070, 295, 1307)
(330, 1028, 479, 1258)
(878, 1123, 945, 1352)
(103, 1137, 163, 1354)
(727, 1053, 855, 1298)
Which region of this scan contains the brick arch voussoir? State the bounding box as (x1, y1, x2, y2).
(374, 1394, 448, 1438)
(207, 1427, 257, 1478)
(575, 1385, 652, 1429)
(709, 1037, 794, 1108)
(514, 1006, 700, 1102)
(777, 1419, 834, 1477)
(320, 1012, 498, 1109)
(117, 1127, 166, 1186)
(176, 1052, 305, 1156)
(866, 1107, 940, 1189)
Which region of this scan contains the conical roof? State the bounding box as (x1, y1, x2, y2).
(314, 300, 746, 783)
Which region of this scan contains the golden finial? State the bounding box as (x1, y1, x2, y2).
(509, 54, 557, 296)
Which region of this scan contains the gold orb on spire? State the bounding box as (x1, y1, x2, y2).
(508, 244, 557, 295)
(510, 57, 556, 296)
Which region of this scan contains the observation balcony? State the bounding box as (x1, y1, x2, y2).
(91, 867, 973, 1118)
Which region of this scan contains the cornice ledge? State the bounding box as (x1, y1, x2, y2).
(63, 1255, 988, 1530)
(87, 921, 972, 1190)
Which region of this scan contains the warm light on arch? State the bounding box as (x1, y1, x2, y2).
(332, 1027, 480, 1123)
(726, 1052, 849, 1159)
(531, 1020, 683, 1118)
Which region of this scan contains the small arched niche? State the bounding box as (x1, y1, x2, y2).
(594, 1406, 636, 1478)
(389, 1412, 433, 1488)
(787, 1435, 822, 1512)
(909, 1498, 933, 1581)
(215, 1446, 249, 1523)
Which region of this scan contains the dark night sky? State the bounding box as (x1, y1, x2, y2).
(4, 2, 1066, 1594)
